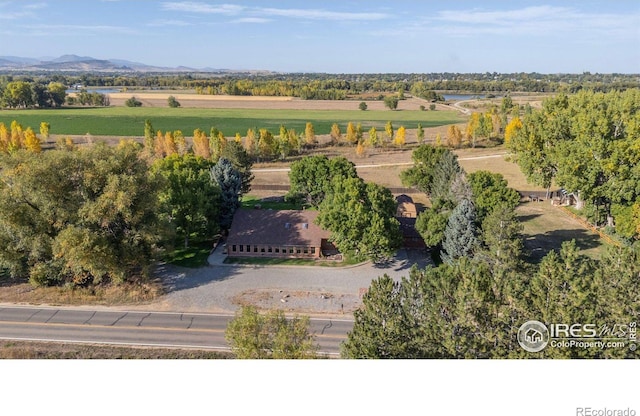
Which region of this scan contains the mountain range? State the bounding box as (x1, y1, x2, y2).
(0, 54, 265, 73)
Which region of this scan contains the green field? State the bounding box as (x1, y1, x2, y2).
(0, 107, 463, 137)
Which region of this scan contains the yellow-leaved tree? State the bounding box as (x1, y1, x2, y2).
(394, 126, 406, 147)
(192, 128, 211, 159)
(23, 127, 42, 153)
(504, 117, 523, 144)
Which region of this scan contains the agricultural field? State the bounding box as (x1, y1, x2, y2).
(0, 97, 463, 138)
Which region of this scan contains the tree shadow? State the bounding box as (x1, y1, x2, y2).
(154, 262, 243, 293)
(517, 213, 543, 223)
(523, 228, 602, 263)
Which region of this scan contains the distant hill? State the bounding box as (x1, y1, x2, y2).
(0, 54, 266, 73)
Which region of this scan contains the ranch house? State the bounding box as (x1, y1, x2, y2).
(226, 209, 334, 259)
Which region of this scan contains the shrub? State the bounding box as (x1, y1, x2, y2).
(125, 96, 142, 107)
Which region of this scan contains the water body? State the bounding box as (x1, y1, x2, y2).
(65, 88, 121, 94)
(442, 94, 502, 101)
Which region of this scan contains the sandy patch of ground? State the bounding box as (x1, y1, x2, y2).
(232, 289, 359, 315)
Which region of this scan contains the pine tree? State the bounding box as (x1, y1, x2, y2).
(441, 199, 479, 264)
(210, 158, 243, 230)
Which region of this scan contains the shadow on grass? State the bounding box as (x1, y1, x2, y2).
(523, 228, 602, 263)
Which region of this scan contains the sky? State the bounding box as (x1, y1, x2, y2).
(1, 0, 639, 73)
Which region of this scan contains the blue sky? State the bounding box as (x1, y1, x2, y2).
(1, 0, 639, 73)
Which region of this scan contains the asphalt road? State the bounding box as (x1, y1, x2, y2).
(0, 305, 352, 357)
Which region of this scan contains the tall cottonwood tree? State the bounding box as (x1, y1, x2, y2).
(0, 143, 165, 286)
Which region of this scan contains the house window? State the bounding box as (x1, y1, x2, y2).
(232, 245, 237, 252)
(254, 246, 258, 253)
(268, 247, 272, 253)
(239, 245, 244, 252)
(311, 247, 316, 254)
(289, 248, 294, 254)
(275, 248, 280, 253)
(261, 247, 265, 253)
(246, 245, 250, 252)
(296, 248, 301, 254)
(303, 247, 308, 254)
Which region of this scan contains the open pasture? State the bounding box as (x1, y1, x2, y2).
(0, 102, 463, 137)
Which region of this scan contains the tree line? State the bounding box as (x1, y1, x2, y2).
(0, 121, 253, 288)
(507, 89, 640, 242)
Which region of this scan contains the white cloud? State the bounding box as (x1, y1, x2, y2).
(230, 17, 271, 24)
(0, 1, 47, 19)
(161, 2, 244, 15)
(161, 2, 389, 21)
(147, 19, 191, 27)
(25, 24, 137, 36)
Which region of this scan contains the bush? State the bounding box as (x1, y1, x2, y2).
(125, 96, 142, 107)
(358, 101, 367, 111)
(430, 104, 436, 111)
(167, 95, 181, 108)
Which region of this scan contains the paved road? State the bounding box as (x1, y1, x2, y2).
(0, 305, 353, 357)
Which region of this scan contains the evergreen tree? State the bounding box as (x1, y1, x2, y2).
(210, 158, 242, 230)
(441, 199, 479, 264)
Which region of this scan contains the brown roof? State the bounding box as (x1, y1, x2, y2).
(227, 209, 331, 247)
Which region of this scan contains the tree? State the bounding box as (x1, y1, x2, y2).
(152, 154, 220, 248)
(220, 140, 254, 195)
(359, 101, 368, 111)
(23, 127, 41, 153)
(46, 82, 67, 107)
(143, 119, 155, 154)
(316, 177, 402, 262)
(192, 128, 211, 159)
(225, 306, 318, 359)
(441, 199, 479, 264)
(3, 81, 33, 108)
(244, 128, 257, 158)
(384, 121, 394, 143)
(384, 95, 399, 110)
(330, 123, 342, 145)
(345, 122, 357, 145)
(39, 122, 50, 143)
(125, 96, 142, 107)
(415, 208, 449, 248)
(287, 155, 358, 208)
(400, 144, 448, 195)
(416, 123, 425, 143)
(210, 158, 242, 230)
(167, 95, 181, 108)
(304, 122, 316, 146)
(0, 143, 165, 286)
(479, 204, 523, 273)
(446, 125, 463, 148)
(504, 116, 522, 144)
(355, 141, 366, 158)
(343, 261, 527, 359)
(394, 126, 406, 147)
(467, 170, 521, 223)
(209, 127, 227, 161)
(258, 128, 276, 160)
(367, 127, 378, 147)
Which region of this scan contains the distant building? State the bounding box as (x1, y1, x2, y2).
(395, 195, 425, 249)
(226, 209, 334, 259)
(395, 194, 418, 218)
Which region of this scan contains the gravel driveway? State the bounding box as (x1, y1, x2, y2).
(139, 248, 432, 317)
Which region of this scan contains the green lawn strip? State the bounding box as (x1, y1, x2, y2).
(224, 253, 360, 267)
(240, 195, 303, 210)
(0, 107, 463, 137)
(165, 240, 214, 268)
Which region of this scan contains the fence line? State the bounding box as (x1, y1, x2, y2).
(557, 206, 621, 247)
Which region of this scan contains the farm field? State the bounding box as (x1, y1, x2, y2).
(0, 104, 463, 137)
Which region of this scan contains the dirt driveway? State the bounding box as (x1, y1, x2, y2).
(138, 248, 432, 317)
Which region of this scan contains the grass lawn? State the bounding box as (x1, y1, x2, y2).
(164, 240, 215, 268)
(0, 106, 463, 137)
(240, 195, 303, 210)
(516, 201, 607, 262)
